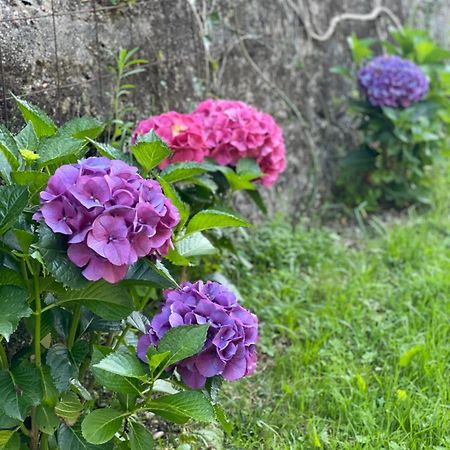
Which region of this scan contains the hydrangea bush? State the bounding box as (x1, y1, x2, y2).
(335, 29, 450, 208)
(0, 96, 263, 449)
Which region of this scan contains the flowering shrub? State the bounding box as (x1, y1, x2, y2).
(194, 99, 286, 186)
(335, 29, 450, 208)
(358, 55, 429, 108)
(132, 111, 209, 168)
(0, 96, 258, 449)
(137, 280, 258, 388)
(34, 157, 179, 283)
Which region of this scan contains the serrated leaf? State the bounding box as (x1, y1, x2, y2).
(58, 281, 133, 320)
(236, 158, 262, 181)
(0, 430, 16, 448)
(55, 391, 83, 426)
(160, 162, 210, 183)
(0, 267, 25, 288)
(0, 185, 29, 235)
(40, 366, 58, 407)
(131, 130, 171, 173)
(58, 117, 104, 140)
(124, 259, 178, 288)
(157, 176, 189, 230)
(0, 364, 43, 420)
(0, 285, 31, 341)
(46, 344, 78, 392)
(13, 95, 57, 138)
(185, 209, 251, 235)
(213, 403, 232, 435)
(129, 421, 153, 450)
(15, 122, 39, 151)
(175, 232, 216, 258)
(93, 352, 147, 379)
(36, 136, 87, 168)
(11, 171, 49, 202)
(37, 223, 87, 289)
(36, 405, 60, 434)
(81, 409, 124, 445)
(0, 124, 20, 170)
(86, 139, 132, 163)
(147, 391, 215, 424)
(158, 324, 208, 367)
(57, 423, 113, 450)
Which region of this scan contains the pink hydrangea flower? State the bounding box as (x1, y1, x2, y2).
(34, 157, 180, 283)
(132, 111, 209, 169)
(193, 99, 286, 186)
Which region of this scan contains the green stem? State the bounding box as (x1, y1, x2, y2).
(30, 406, 39, 450)
(67, 304, 81, 350)
(0, 339, 8, 369)
(33, 270, 41, 368)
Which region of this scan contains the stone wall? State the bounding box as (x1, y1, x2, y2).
(1, 0, 448, 215)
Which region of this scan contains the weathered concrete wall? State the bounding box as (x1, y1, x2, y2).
(0, 0, 449, 215)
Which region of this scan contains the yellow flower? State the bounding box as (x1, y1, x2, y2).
(20, 149, 40, 163)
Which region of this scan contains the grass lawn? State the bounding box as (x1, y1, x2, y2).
(217, 171, 450, 449)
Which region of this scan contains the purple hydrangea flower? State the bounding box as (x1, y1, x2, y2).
(137, 280, 258, 389)
(358, 55, 429, 108)
(34, 157, 180, 283)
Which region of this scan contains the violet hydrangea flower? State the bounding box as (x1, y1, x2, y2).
(358, 55, 429, 108)
(132, 111, 209, 169)
(137, 280, 258, 389)
(193, 99, 286, 186)
(34, 157, 180, 283)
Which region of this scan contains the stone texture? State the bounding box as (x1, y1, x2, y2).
(0, 0, 448, 215)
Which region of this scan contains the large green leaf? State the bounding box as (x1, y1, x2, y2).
(156, 175, 189, 229)
(81, 409, 124, 445)
(36, 135, 87, 168)
(0, 185, 29, 235)
(55, 391, 83, 426)
(58, 281, 133, 320)
(86, 139, 132, 163)
(0, 267, 26, 288)
(129, 421, 154, 450)
(91, 346, 143, 395)
(236, 158, 262, 181)
(175, 232, 216, 258)
(93, 351, 147, 379)
(13, 95, 57, 138)
(58, 117, 104, 140)
(185, 209, 251, 235)
(0, 124, 20, 170)
(157, 324, 208, 366)
(15, 122, 39, 151)
(124, 259, 178, 288)
(0, 430, 18, 448)
(40, 366, 58, 407)
(11, 171, 49, 202)
(57, 423, 113, 450)
(37, 223, 87, 289)
(160, 161, 210, 183)
(46, 344, 78, 392)
(147, 391, 215, 424)
(36, 405, 60, 434)
(0, 285, 31, 341)
(131, 130, 171, 173)
(0, 364, 43, 420)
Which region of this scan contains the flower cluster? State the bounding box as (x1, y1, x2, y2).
(358, 55, 429, 108)
(34, 157, 179, 283)
(132, 111, 209, 169)
(194, 99, 286, 186)
(137, 280, 258, 388)
(133, 99, 286, 186)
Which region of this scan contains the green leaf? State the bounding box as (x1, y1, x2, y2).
(36, 136, 87, 168)
(36, 405, 60, 434)
(213, 404, 232, 435)
(156, 176, 189, 229)
(0, 124, 20, 170)
(399, 344, 424, 367)
(93, 351, 147, 379)
(175, 232, 216, 258)
(245, 189, 267, 215)
(58, 423, 113, 450)
(0, 185, 29, 235)
(0, 285, 31, 341)
(185, 209, 251, 235)
(158, 324, 208, 366)
(15, 122, 39, 151)
(91, 346, 143, 395)
(124, 259, 178, 288)
(58, 281, 133, 321)
(0, 151, 12, 183)
(129, 421, 154, 450)
(347, 35, 375, 64)
(0, 267, 26, 288)
(58, 117, 104, 140)
(55, 391, 83, 426)
(0, 430, 17, 448)
(40, 366, 59, 407)
(236, 158, 262, 181)
(147, 391, 215, 424)
(13, 95, 57, 138)
(86, 139, 131, 163)
(37, 223, 87, 289)
(160, 162, 210, 183)
(0, 364, 43, 420)
(131, 130, 171, 173)
(46, 344, 78, 392)
(81, 409, 124, 445)
(11, 171, 49, 201)
(221, 167, 255, 191)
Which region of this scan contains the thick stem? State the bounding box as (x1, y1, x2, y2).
(33, 270, 41, 368)
(0, 339, 8, 369)
(30, 406, 38, 450)
(67, 304, 81, 350)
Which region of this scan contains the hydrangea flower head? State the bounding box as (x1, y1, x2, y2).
(358, 55, 429, 108)
(137, 280, 258, 388)
(34, 157, 179, 283)
(193, 99, 286, 186)
(132, 111, 209, 169)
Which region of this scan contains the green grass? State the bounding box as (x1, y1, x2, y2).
(217, 172, 450, 449)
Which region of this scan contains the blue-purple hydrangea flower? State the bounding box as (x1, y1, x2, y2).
(34, 157, 179, 283)
(358, 55, 429, 108)
(137, 280, 258, 388)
